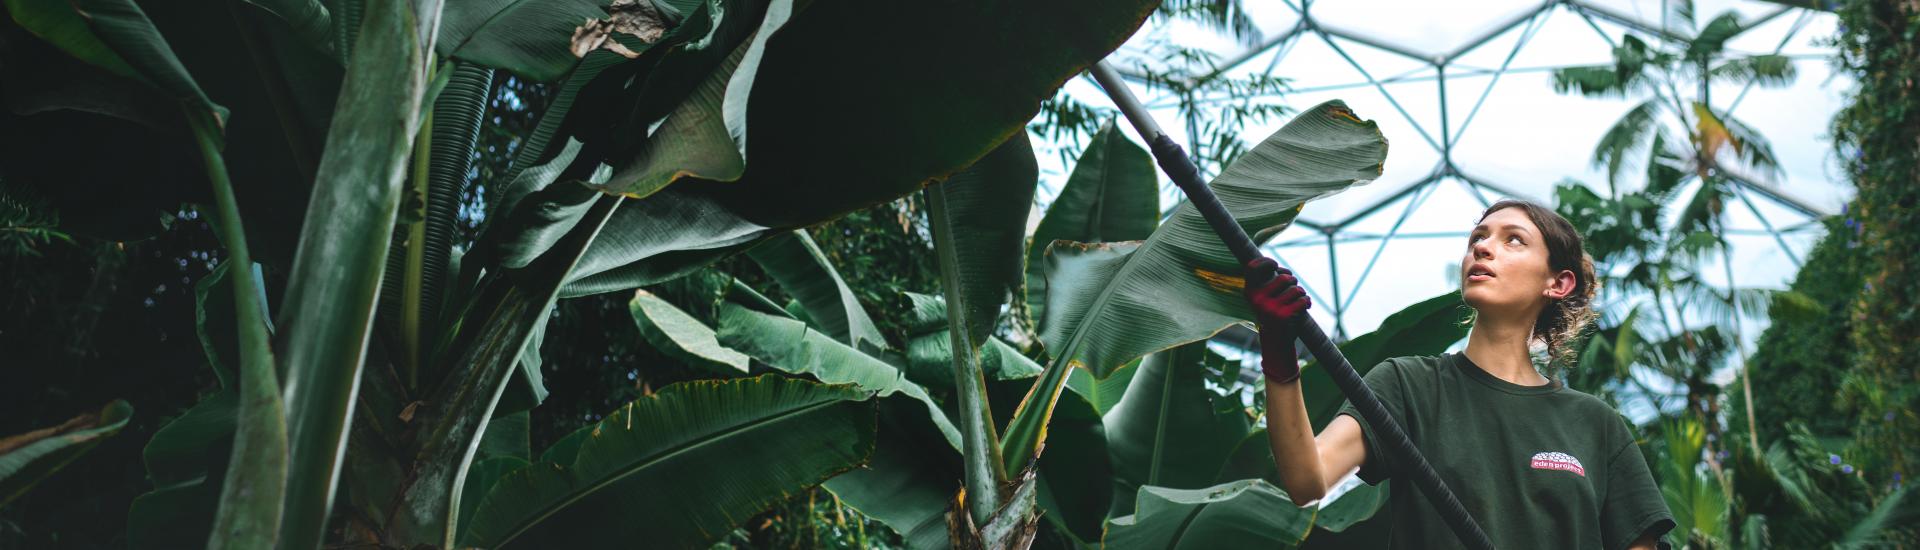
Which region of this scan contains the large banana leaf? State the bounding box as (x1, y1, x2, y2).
(1102, 343, 1252, 518)
(0, 400, 133, 508)
(558, 187, 773, 297)
(901, 292, 1044, 392)
(1002, 101, 1386, 477)
(541, 0, 1161, 299)
(687, 0, 1158, 229)
(707, 298, 968, 548)
(486, 143, 601, 270)
(1064, 361, 1138, 415)
(460, 375, 877, 548)
(1024, 119, 1159, 327)
(630, 289, 751, 373)
(592, 26, 749, 197)
(587, 0, 765, 195)
(928, 132, 1039, 345)
(1104, 479, 1316, 549)
(715, 303, 959, 446)
(469, 51, 627, 264)
(5, 0, 217, 113)
(1036, 101, 1386, 379)
(822, 399, 962, 550)
(745, 230, 887, 353)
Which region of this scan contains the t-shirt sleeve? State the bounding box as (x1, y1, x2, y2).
(1335, 358, 1408, 485)
(1601, 417, 1676, 550)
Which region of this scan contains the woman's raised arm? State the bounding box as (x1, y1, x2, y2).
(1245, 257, 1367, 506)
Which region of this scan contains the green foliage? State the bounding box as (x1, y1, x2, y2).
(1832, 0, 1920, 489)
(1105, 479, 1315, 548)
(460, 375, 878, 548)
(0, 182, 72, 258)
(1731, 216, 1864, 443)
(0, 400, 133, 508)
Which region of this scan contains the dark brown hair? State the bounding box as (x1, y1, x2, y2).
(1472, 199, 1600, 368)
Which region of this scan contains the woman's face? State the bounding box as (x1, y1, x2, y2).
(1461, 207, 1575, 316)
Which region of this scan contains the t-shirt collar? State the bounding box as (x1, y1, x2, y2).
(1451, 351, 1563, 396)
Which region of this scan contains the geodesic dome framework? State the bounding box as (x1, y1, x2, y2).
(1031, 0, 1846, 360)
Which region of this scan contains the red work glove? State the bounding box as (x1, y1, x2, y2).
(1245, 257, 1309, 384)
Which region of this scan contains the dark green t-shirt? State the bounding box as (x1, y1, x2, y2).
(1334, 351, 1675, 550)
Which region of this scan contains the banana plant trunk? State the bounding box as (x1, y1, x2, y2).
(273, 0, 446, 546)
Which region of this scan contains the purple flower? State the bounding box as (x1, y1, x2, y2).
(1843, 464, 1856, 474)
(1895, 473, 1903, 482)
(1886, 412, 1896, 422)
(1718, 450, 1730, 460)
(1832, 454, 1844, 465)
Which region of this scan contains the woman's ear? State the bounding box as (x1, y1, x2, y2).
(1544, 269, 1576, 300)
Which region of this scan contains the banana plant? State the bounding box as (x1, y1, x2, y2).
(6, 0, 1157, 546)
(624, 253, 1472, 548)
(612, 100, 1504, 548)
(1000, 99, 1388, 481)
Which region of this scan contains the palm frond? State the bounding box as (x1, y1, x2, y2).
(1594, 99, 1664, 186)
(1688, 11, 1748, 61)
(1720, 113, 1783, 179)
(1156, 0, 1262, 47)
(1837, 487, 1919, 549)
(1710, 54, 1797, 89)
(1553, 66, 1631, 98)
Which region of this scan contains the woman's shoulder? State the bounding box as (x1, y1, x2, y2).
(1376, 352, 1452, 372)
(1362, 353, 1447, 379)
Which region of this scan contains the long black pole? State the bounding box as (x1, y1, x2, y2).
(1089, 61, 1496, 550)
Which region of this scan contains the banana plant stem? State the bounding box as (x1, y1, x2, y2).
(192, 112, 291, 550)
(924, 186, 1009, 525)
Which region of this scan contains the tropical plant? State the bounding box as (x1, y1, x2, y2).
(1548, 2, 1820, 470)
(1, 0, 1160, 546)
(619, 103, 1517, 548)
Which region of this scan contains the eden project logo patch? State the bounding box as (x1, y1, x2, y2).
(1531, 451, 1586, 477)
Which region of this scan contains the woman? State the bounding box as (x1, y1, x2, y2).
(1248, 199, 1675, 550)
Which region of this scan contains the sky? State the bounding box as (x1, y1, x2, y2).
(1021, 0, 1855, 422)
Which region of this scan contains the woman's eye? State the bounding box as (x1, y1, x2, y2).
(1507, 235, 1523, 245)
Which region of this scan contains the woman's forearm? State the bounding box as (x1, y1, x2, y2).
(1264, 377, 1328, 506)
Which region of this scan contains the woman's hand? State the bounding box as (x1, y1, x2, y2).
(1245, 257, 1310, 384)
